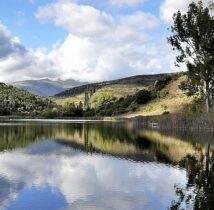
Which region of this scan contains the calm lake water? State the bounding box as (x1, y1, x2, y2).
(0, 119, 213, 210)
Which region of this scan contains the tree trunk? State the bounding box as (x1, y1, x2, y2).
(205, 81, 210, 113)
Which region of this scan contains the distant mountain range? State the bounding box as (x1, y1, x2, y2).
(10, 79, 87, 96)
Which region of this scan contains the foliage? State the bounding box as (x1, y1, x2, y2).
(135, 89, 152, 104)
(91, 92, 117, 108)
(179, 80, 199, 97)
(0, 83, 54, 116)
(0, 72, 193, 117)
(93, 89, 152, 116)
(168, 1, 214, 112)
(154, 75, 173, 92)
(170, 148, 214, 210)
(42, 102, 84, 118)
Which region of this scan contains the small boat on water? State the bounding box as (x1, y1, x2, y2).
(149, 122, 159, 128)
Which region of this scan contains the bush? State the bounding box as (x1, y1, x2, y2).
(162, 111, 170, 115)
(154, 75, 172, 91)
(135, 90, 152, 104)
(99, 109, 113, 116)
(158, 89, 169, 98)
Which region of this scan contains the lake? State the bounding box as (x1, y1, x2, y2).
(0, 119, 213, 210)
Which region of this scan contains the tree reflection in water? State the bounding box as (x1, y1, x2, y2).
(1, 120, 214, 209)
(170, 143, 214, 210)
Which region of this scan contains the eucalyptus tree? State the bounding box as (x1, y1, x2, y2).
(168, 1, 214, 113)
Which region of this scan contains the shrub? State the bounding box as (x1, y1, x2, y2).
(135, 90, 152, 104)
(154, 75, 172, 91)
(162, 111, 170, 115)
(158, 89, 169, 98)
(99, 109, 113, 116)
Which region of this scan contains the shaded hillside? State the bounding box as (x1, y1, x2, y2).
(0, 83, 54, 115)
(53, 72, 197, 117)
(55, 74, 169, 98)
(11, 78, 87, 96)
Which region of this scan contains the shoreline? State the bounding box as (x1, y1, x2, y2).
(1, 113, 214, 131)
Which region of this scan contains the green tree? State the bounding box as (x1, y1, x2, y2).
(170, 144, 214, 210)
(168, 1, 214, 113)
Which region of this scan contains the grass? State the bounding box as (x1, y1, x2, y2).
(141, 130, 200, 162)
(123, 76, 194, 117)
(53, 74, 197, 117)
(54, 84, 147, 107)
(53, 93, 85, 106)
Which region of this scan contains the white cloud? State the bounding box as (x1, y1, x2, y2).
(0, 141, 187, 209)
(47, 34, 178, 82)
(0, 0, 180, 83)
(161, 0, 210, 23)
(0, 23, 26, 59)
(0, 23, 57, 82)
(33, 0, 169, 82)
(35, 0, 158, 41)
(120, 11, 160, 30)
(108, 0, 146, 7)
(36, 1, 114, 39)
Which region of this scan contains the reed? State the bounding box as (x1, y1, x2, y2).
(134, 113, 214, 131)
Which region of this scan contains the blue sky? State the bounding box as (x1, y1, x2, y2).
(0, 0, 163, 49)
(0, 0, 208, 82)
(0, 0, 67, 49)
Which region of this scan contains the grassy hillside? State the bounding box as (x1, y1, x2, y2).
(55, 74, 168, 97)
(54, 74, 170, 106)
(53, 73, 195, 116)
(0, 83, 54, 115)
(11, 78, 87, 97)
(125, 76, 195, 117)
(0, 73, 199, 117)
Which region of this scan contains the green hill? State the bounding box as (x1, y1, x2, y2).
(0, 83, 54, 116)
(55, 74, 168, 98)
(124, 75, 195, 117)
(54, 74, 171, 106)
(53, 73, 195, 116)
(0, 73, 197, 117)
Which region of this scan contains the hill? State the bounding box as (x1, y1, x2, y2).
(11, 78, 87, 97)
(54, 74, 170, 106)
(53, 73, 196, 117)
(0, 83, 54, 115)
(123, 75, 195, 117)
(55, 74, 167, 98)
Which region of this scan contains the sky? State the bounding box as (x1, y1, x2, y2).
(0, 0, 210, 82)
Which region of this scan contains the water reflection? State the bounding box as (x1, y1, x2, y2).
(0, 120, 213, 210)
(170, 143, 214, 210)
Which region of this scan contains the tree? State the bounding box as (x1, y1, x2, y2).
(168, 1, 214, 113)
(170, 144, 214, 210)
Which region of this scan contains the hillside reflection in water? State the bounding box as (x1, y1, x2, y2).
(0, 120, 213, 210)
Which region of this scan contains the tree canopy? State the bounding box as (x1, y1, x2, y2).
(168, 1, 214, 112)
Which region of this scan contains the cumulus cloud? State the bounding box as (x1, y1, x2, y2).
(35, 0, 157, 41)
(0, 23, 26, 59)
(33, 0, 174, 82)
(108, 0, 146, 7)
(0, 141, 187, 209)
(0, 23, 57, 82)
(0, 0, 180, 83)
(160, 0, 210, 23)
(36, 1, 114, 39)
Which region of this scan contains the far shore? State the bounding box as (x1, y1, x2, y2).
(0, 115, 124, 122)
(1, 113, 214, 131)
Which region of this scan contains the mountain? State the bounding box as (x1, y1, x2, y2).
(10, 78, 87, 97)
(0, 83, 54, 115)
